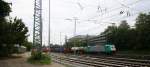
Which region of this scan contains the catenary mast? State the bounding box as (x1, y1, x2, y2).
(33, 0, 42, 52)
(48, 0, 51, 51)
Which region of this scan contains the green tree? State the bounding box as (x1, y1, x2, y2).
(0, 18, 28, 56)
(103, 25, 119, 49)
(22, 38, 32, 51)
(0, 0, 11, 20)
(127, 29, 137, 50)
(118, 20, 130, 29)
(103, 13, 150, 51)
(117, 20, 130, 50)
(103, 21, 131, 50)
(135, 13, 150, 50)
(0, 0, 29, 56)
(11, 18, 28, 44)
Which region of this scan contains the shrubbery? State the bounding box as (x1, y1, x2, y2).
(28, 52, 51, 64)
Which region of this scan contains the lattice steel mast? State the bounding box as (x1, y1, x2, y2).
(33, 0, 42, 52)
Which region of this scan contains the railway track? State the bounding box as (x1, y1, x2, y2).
(51, 53, 150, 67)
(73, 55, 150, 67)
(87, 55, 150, 64)
(51, 55, 122, 67)
(52, 56, 90, 67)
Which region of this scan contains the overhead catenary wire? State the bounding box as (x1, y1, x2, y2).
(50, 0, 150, 38)
(76, 8, 150, 35)
(50, 0, 145, 23)
(88, 0, 144, 20)
(109, 8, 150, 22)
(88, 0, 150, 24)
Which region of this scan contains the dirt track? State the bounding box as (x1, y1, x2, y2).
(0, 52, 65, 67)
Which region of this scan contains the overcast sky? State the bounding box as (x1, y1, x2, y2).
(4, 0, 150, 45)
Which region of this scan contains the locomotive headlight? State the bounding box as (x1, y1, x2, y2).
(111, 45, 116, 51)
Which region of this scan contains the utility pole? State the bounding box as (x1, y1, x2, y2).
(65, 35, 68, 47)
(65, 35, 67, 44)
(65, 17, 79, 55)
(48, 0, 51, 53)
(60, 32, 62, 45)
(59, 32, 62, 53)
(66, 17, 79, 36)
(33, 0, 42, 52)
(86, 34, 89, 46)
(74, 17, 77, 37)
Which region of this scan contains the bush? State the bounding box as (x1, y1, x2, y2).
(0, 44, 14, 57)
(28, 52, 51, 64)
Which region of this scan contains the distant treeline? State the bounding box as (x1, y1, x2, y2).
(103, 13, 150, 51)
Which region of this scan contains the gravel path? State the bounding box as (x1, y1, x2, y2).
(0, 52, 66, 67)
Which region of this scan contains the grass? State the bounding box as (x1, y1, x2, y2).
(27, 52, 51, 65)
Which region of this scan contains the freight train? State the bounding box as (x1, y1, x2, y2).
(51, 44, 116, 54)
(51, 34, 116, 55)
